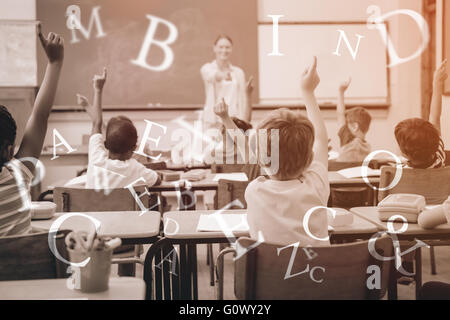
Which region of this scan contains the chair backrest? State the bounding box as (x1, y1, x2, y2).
(0, 230, 70, 281)
(217, 179, 250, 210)
(378, 166, 450, 204)
(211, 164, 260, 181)
(234, 236, 392, 300)
(54, 186, 149, 212)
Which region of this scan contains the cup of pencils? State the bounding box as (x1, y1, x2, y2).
(65, 231, 122, 293)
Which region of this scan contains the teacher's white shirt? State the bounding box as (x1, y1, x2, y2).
(200, 60, 246, 124)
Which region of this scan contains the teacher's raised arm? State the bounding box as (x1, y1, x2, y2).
(200, 35, 251, 130)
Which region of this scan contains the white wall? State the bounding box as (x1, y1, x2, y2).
(0, 0, 35, 20)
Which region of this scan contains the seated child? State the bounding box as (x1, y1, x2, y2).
(395, 60, 448, 169)
(414, 61, 449, 230)
(83, 68, 161, 189)
(0, 26, 64, 236)
(336, 78, 372, 162)
(394, 60, 448, 280)
(215, 57, 330, 246)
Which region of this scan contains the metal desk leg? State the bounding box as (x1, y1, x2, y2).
(415, 247, 422, 299)
(388, 259, 398, 300)
(179, 244, 191, 299)
(188, 244, 198, 300)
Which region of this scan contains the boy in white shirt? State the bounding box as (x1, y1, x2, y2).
(83, 68, 160, 189)
(214, 57, 330, 246)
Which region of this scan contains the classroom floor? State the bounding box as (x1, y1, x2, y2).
(110, 193, 450, 300)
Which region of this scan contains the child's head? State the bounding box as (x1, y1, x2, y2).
(0, 105, 17, 168)
(104, 116, 137, 160)
(345, 107, 371, 138)
(257, 108, 314, 180)
(395, 118, 441, 168)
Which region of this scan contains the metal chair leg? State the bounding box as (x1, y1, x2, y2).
(208, 244, 214, 286)
(215, 247, 236, 300)
(430, 246, 437, 275)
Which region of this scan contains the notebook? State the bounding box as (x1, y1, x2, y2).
(337, 166, 381, 179)
(196, 214, 249, 232)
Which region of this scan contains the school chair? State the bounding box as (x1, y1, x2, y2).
(378, 166, 450, 276)
(0, 229, 71, 281)
(216, 235, 393, 300)
(142, 237, 180, 300)
(328, 160, 379, 208)
(207, 179, 250, 288)
(53, 186, 151, 277)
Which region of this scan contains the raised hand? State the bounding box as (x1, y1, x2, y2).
(76, 94, 90, 107)
(214, 98, 229, 118)
(433, 59, 448, 91)
(246, 76, 254, 95)
(76, 93, 96, 121)
(38, 23, 64, 64)
(93, 67, 107, 91)
(301, 56, 320, 92)
(339, 77, 351, 93)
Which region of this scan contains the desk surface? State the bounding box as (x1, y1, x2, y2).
(189, 171, 379, 190)
(350, 207, 450, 238)
(32, 211, 161, 239)
(0, 277, 145, 300)
(163, 209, 378, 240)
(47, 169, 379, 191)
(164, 210, 249, 240)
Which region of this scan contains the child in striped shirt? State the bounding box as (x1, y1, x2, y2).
(0, 26, 64, 236)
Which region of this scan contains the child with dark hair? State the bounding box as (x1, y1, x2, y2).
(395, 60, 447, 169)
(336, 78, 372, 162)
(0, 26, 64, 236)
(83, 69, 160, 189)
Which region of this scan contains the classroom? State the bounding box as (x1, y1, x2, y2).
(1, 0, 450, 305)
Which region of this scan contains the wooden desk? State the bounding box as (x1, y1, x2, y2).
(32, 211, 161, 245)
(144, 209, 379, 300)
(0, 277, 145, 300)
(350, 206, 450, 300)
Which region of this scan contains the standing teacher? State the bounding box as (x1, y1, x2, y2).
(200, 35, 252, 130)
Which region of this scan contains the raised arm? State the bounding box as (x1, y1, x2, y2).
(90, 68, 107, 135)
(301, 56, 328, 168)
(241, 75, 253, 122)
(429, 60, 448, 133)
(214, 98, 253, 163)
(15, 25, 64, 172)
(337, 77, 351, 127)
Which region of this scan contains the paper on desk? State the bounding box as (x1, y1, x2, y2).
(196, 214, 249, 232)
(337, 167, 381, 179)
(213, 172, 248, 182)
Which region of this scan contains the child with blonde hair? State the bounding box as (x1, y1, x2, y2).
(215, 57, 330, 246)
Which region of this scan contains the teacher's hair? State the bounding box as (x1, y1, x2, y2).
(214, 34, 233, 45)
